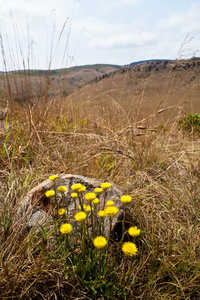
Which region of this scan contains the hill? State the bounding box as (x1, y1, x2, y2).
(0, 57, 200, 299)
(0, 64, 121, 100)
(67, 58, 200, 126)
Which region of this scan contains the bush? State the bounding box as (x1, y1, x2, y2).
(178, 113, 200, 132)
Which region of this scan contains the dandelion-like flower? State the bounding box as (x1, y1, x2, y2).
(105, 206, 118, 217)
(121, 195, 132, 204)
(94, 188, 103, 194)
(60, 223, 72, 234)
(100, 182, 111, 190)
(122, 242, 138, 256)
(86, 205, 93, 212)
(128, 226, 141, 237)
(78, 185, 86, 193)
(98, 210, 106, 218)
(78, 204, 86, 210)
(58, 208, 66, 216)
(49, 175, 58, 181)
(85, 192, 96, 201)
(75, 211, 87, 222)
(71, 183, 82, 191)
(57, 186, 67, 193)
(106, 200, 114, 206)
(92, 198, 100, 205)
(93, 236, 107, 249)
(71, 192, 78, 198)
(45, 190, 55, 198)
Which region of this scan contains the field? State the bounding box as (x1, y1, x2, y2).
(0, 59, 200, 299)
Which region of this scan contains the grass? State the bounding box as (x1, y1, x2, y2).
(0, 83, 200, 299)
(0, 31, 200, 297)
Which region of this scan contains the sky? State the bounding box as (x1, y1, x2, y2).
(0, 0, 200, 70)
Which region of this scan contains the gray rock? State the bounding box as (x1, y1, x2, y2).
(18, 174, 126, 238)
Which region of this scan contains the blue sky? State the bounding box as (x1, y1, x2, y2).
(0, 0, 200, 70)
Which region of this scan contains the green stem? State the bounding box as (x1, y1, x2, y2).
(103, 191, 108, 209)
(105, 217, 112, 275)
(120, 256, 128, 284)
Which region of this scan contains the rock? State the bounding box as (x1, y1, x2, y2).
(18, 174, 126, 239)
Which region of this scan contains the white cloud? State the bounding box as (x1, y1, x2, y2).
(157, 3, 200, 35)
(119, 0, 144, 4)
(89, 32, 157, 49)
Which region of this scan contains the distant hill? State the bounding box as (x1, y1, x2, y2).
(68, 57, 200, 124)
(128, 59, 171, 66)
(1, 58, 200, 109)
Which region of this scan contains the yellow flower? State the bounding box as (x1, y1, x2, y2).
(100, 182, 111, 190)
(58, 208, 66, 216)
(60, 223, 72, 234)
(85, 192, 96, 201)
(122, 242, 138, 256)
(128, 226, 141, 237)
(105, 206, 118, 217)
(98, 210, 106, 218)
(86, 205, 93, 212)
(121, 195, 132, 204)
(78, 185, 86, 193)
(94, 188, 103, 194)
(49, 175, 58, 181)
(57, 186, 67, 193)
(93, 236, 107, 249)
(71, 183, 82, 191)
(106, 200, 114, 206)
(92, 198, 100, 205)
(71, 192, 78, 198)
(45, 190, 55, 198)
(78, 204, 86, 210)
(75, 211, 87, 222)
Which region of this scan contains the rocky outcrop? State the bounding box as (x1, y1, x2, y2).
(18, 174, 125, 238)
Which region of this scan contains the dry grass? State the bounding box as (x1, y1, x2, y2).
(0, 62, 200, 299)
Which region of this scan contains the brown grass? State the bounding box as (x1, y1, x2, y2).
(0, 61, 200, 299)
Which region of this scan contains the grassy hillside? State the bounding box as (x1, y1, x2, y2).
(0, 64, 121, 101)
(0, 59, 200, 299)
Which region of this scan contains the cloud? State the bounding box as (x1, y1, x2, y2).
(89, 32, 157, 49)
(118, 0, 144, 5)
(157, 3, 200, 35)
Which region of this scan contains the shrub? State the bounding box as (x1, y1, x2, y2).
(178, 113, 200, 132)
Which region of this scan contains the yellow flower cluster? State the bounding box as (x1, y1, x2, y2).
(71, 183, 82, 191)
(60, 223, 72, 234)
(100, 182, 111, 190)
(106, 200, 114, 206)
(94, 188, 103, 194)
(45, 190, 55, 198)
(47, 175, 140, 265)
(98, 210, 106, 218)
(78, 185, 86, 193)
(92, 198, 100, 205)
(86, 205, 93, 212)
(71, 192, 78, 198)
(57, 186, 67, 193)
(58, 208, 66, 216)
(122, 242, 138, 256)
(128, 226, 140, 237)
(85, 192, 96, 201)
(121, 195, 132, 204)
(49, 175, 58, 181)
(75, 211, 87, 222)
(93, 236, 107, 249)
(104, 206, 118, 217)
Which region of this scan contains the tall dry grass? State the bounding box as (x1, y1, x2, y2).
(0, 70, 200, 299)
(0, 24, 200, 298)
